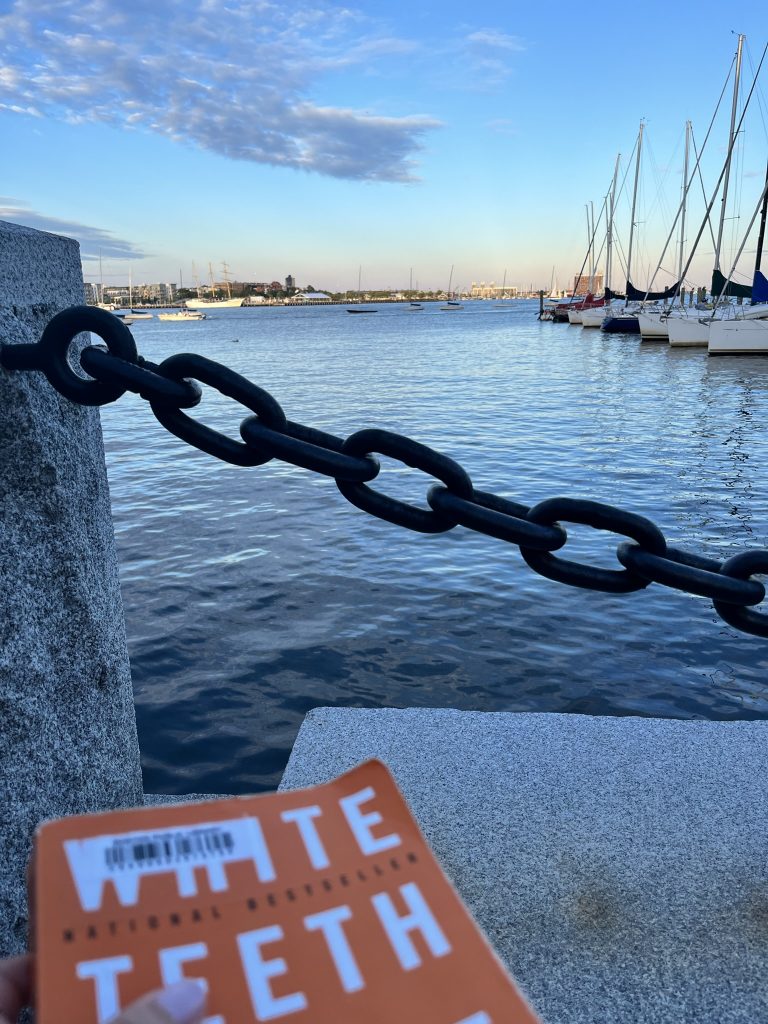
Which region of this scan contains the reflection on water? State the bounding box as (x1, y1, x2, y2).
(100, 302, 768, 794)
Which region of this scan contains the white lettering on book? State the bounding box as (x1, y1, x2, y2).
(280, 805, 329, 869)
(372, 882, 452, 970)
(159, 942, 223, 1024)
(64, 786, 399, 912)
(339, 787, 402, 855)
(74, 885, 455, 1021)
(237, 925, 308, 1020)
(64, 818, 276, 910)
(304, 905, 364, 993)
(76, 955, 133, 1023)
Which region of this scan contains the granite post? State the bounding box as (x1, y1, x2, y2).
(0, 221, 143, 957)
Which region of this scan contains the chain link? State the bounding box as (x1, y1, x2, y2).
(2, 304, 768, 637)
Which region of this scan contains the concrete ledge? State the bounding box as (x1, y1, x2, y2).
(279, 708, 768, 1024)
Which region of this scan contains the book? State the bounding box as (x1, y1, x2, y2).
(34, 759, 540, 1023)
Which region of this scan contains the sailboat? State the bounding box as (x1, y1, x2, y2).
(115, 267, 153, 323)
(407, 267, 422, 309)
(186, 262, 245, 308)
(709, 161, 768, 353)
(493, 269, 515, 310)
(581, 199, 613, 328)
(440, 265, 463, 310)
(347, 266, 377, 313)
(602, 122, 645, 334)
(638, 121, 693, 340)
(668, 34, 749, 347)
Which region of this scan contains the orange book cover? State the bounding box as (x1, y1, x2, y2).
(34, 759, 539, 1024)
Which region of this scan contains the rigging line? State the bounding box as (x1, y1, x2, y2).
(691, 129, 718, 254)
(566, 174, 613, 304)
(745, 41, 768, 141)
(637, 57, 735, 306)
(614, 135, 639, 217)
(644, 130, 679, 233)
(662, 39, 768, 303)
(713, 170, 768, 314)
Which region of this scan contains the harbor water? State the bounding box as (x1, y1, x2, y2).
(101, 300, 768, 794)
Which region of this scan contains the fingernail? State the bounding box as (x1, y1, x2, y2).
(154, 980, 208, 1023)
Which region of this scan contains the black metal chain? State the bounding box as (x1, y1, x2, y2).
(3, 304, 768, 638)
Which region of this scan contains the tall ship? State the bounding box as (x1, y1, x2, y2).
(186, 261, 245, 309)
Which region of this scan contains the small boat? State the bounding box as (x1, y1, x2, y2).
(115, 311, 151, 325)
(347, 265, 376, 313)
(158, 310, 207, 321)
(441, 265, 463, 309)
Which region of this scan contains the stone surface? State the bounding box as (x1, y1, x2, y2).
(280, 708, 768, 1024)
(0, 221, 143, 957)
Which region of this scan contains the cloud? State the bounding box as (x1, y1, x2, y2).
(465, 30, 525, 53)
(0, 0, 440, 182)
(0, 199, 147, 259)
(428, 26, 526, 92)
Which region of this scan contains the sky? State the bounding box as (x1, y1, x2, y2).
(2, 0, 768, 293)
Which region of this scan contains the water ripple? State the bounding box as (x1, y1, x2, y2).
(100, 302, 768, 793)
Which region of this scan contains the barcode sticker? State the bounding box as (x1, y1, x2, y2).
(64, 817, 276, 911)
(104, 826, 236, 870)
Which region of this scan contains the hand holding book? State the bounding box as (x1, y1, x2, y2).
(32, 761, 540, 1024)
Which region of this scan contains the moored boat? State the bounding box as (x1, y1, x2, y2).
(709, 317, 768, 354)
(638, 311, 669, 339)
(667, 315, 710, 346)
(186, 297, 244, 309)
(158, 310, 207, 321)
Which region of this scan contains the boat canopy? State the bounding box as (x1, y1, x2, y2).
(711, 268, 752, 300)
(752, 270, 768, 304)
(625, 279, 682, 301)
(605, 287, 625, 301)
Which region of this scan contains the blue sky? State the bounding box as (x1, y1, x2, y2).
(2, 0, 767, 292)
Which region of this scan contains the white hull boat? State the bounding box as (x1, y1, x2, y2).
(580, 308, 606, 328)
(567, 309, 584, 324)
(638, 311, 669, 339)
(709, 317, 768, 354)
(667, 315, 710, 347)
(158, 311, 207, 321)
(186, 297, 244, 309)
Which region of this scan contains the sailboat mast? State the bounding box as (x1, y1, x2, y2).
(714, 33, 744, 272)
(625, 121, 644, 306)
(585, 205, 592, 291)
(753, 160, 768, 294)
(677, 121, 691, 297)
(606, 153, 620, 297)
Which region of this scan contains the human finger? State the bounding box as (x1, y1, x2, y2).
(106, 980, 208, 1024)
(0, 954, 33, 1024)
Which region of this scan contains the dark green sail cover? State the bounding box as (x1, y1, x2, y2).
(711, 268, 752, 299)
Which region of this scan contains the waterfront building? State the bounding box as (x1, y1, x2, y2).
(83, 282, 99, 304)
(294, 291, 331, 303)
(572, 272, 604, 295)
(285, 274, 295, 290)
(470, 282, 519, 299)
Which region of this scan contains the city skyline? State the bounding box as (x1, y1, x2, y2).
(2, 1, 767, 293)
